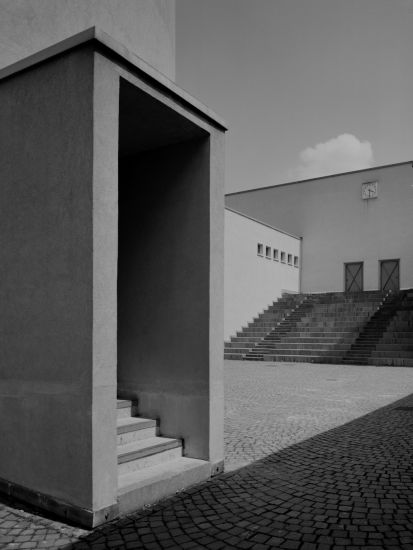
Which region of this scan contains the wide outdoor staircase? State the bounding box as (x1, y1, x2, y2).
(363, 290, 413, 367)
(224, 293, 306, 360)
(117, 399, 210, 515)
(225, 290, 413, 366)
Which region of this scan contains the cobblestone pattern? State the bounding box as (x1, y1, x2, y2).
(1, 362, 413, 549)
(225, 362, 413, 470)
(0, 498, 86, 549)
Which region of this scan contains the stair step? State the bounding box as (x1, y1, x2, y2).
(117, 400, 131, 408)
(224, 353, 246, 360)
(118, 437, 182, 475)
(246, 354, 344, 364)
(117, 399, 138, 420)
(118, 457, 210, 515)
(117, 417, 158, 445)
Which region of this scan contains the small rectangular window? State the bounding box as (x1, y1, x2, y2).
(294, 256, 299, 268)
(281, 251, 286, 263)
(288, 254, 292, 265)
(265, 246, 271, 259)
(273, 249, 279, 261)
(257, 243, 263, 256)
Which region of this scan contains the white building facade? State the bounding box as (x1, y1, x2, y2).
(225, 208, 300, 339)
(226, 162, 413, 299)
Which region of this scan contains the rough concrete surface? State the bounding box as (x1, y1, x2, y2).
(1, 361, 413, 549)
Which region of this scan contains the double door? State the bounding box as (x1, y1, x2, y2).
(344, 260, 400, 292)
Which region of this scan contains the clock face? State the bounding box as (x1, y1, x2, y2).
(361, 181, 378, 200)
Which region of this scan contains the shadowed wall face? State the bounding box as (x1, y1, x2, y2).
(0, 50, 95, 509)
(118, 138, 212, 459)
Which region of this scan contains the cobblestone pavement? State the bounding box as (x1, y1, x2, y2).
(1, 362, 413, 549)
(224, 362, 413, 471)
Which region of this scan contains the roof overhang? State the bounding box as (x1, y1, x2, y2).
(0, 26, 227, 133)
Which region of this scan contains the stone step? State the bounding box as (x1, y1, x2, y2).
(118, 457, 210, 515)
(118, 437, 182, 476)
(225, 341, 257, 349)
(257, 342, 352, 350)
(294, 321, 370, 327)
(224, 346, 253, 354)
(117, 417, 158, 445)
(380, 337, 413, 344)
(274, 328, 360, 335)
(277, 331, 357, 338)
(238, 327, 272, 334)
(368, 357, 413, 367)
(228, 336, 263, 343)
(224, 353, 246, 360)
(309, 312, 378, 317)
(247, 348, 345, 357)
(375, 344, 413, 351)
(117, 399, 138, 420)
(371, 350, 413, 358)
(246, 323, 280, 329)
(383, 331, 413, 337)
(236, 332, 269, 339)
(257, 310, 294, 318)
(247, 354, 345, 364)
(274, 337, 356, 344)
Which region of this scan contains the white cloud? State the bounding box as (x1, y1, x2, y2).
(290, 134, 374, 180)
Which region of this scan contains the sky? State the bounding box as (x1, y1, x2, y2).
(176, 0, 413, 193)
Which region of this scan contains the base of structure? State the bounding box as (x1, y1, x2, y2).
(0, 458, 225, 528)
(0, 477, 118, 529)
(210, 459, 225, 476)
(118, 457, 213, 515)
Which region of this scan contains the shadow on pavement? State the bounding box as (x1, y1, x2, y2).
(65, 391, 413, 549)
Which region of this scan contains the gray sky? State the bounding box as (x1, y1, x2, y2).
(176, 0, 413, 193)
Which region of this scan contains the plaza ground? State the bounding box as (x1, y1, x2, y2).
(1, 361, 413, 549)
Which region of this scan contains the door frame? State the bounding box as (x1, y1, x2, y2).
(344, 261, 364, 292)
(379, 259, 400, 291)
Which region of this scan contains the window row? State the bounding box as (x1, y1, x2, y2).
(257, 243, 299, 267)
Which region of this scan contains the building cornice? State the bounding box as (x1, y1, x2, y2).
(0, 27, 228, 132)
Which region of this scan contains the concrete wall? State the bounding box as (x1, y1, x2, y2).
(226, 163, 413, 294)
(0, 0, 175, 79)
(91, 52, 119, 515)
(0, 49, 96, 510)
(224, 209, 300, 339)
(118, 136, 224, 465)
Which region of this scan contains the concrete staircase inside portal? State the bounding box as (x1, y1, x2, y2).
(116, 399, 210, 515)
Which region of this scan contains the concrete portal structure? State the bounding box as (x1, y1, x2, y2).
(0, 28, 226, 527)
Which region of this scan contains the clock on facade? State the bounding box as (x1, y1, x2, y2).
(361, 181, 378, 200)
